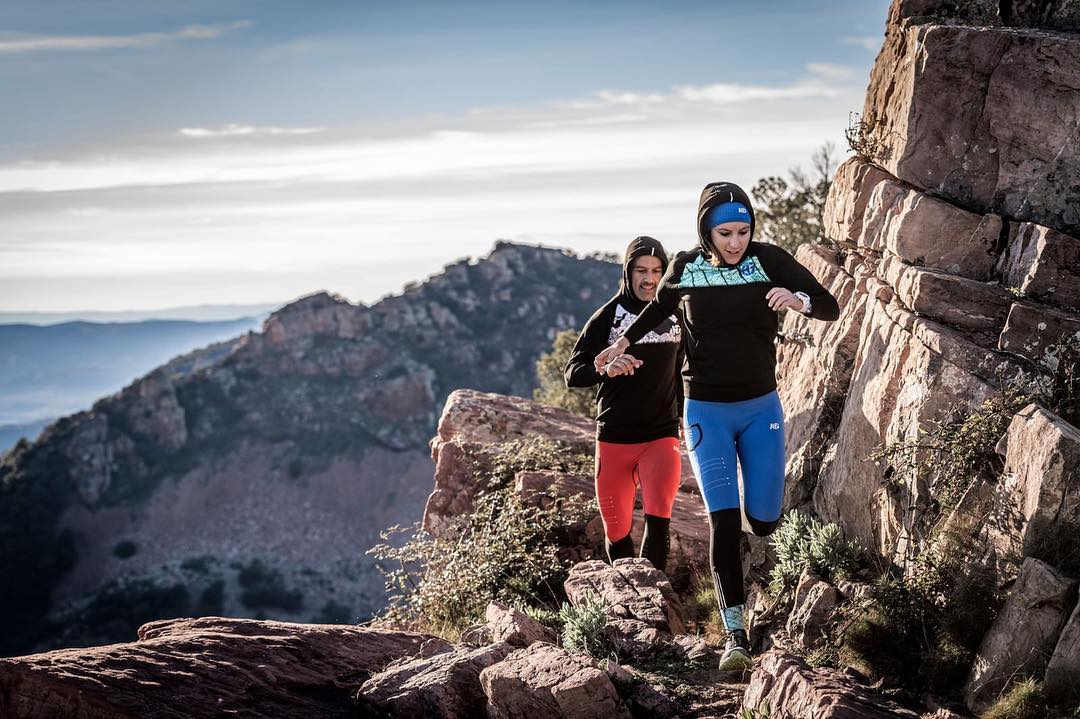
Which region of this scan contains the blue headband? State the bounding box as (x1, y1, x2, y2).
(705, 202, 751, 230)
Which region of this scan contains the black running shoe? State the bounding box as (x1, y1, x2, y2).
(718, 628, 752, 671)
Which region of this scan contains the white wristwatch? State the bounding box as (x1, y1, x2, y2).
(793, 291, 812, 314)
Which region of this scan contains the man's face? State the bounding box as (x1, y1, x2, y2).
(630, 255, 664, 301)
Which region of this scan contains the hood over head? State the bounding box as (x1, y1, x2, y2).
(696, 181, 756, 263)
(618, 236, 669, 311)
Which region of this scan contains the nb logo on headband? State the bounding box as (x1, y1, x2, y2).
(738, 207, 748, 214)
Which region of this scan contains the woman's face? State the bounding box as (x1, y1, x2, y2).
(709, 222, 752, 264)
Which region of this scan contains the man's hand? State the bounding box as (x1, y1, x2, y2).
(604, 354, 643, 377)
(765, 287, 803, 312)
(594, 336, 631, 373)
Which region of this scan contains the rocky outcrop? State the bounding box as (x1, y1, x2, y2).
(0, 242, 618, 656)
(424, 390, 709, 583)
(0, 617, 443, 718)
(742, 650, 921, 719)
(786, 570, 842, 651)
(964, 557, 1079, 712)
(479, 642, 632, 719)
(1046, 600, 1080, 703)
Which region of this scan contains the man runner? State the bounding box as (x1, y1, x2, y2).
(564, 236, 684, 573)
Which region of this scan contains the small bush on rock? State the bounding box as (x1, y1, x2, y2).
(559, 591, 610, 659)
(981, 678, 1049, 719)
(768, 510, 864, 595)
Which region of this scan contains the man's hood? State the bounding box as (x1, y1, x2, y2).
(696, 182, 756, 264)
(618, 236, 669, 311)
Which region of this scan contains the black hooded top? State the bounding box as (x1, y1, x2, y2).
(619, 182, 841, 403)
(564, 236, 684, 443)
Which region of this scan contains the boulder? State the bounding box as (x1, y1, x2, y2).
(479, 642, 632, 719)
(485, 601, 558, 648)
(564, 559, 685, 637)
(864, 22, 1080, 237)
(997, 222, 1080, 312)
(888, 0, 1080, 32)
(743, 650, 921, 719)
(356, 641, 513, 718)
(998, 301, 1080, 364)
(964, 557, 1079, 712)
(1046, 600, 1080, 703)
(981, 404, 1080, 573)
(0, 617, 443, 719)
(786, 570, 842, 651)
(856, 178, 1000, 280)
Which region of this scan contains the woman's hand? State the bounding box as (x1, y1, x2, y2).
(766, 287, 803, 312)
(594, 337, 631, 373)
(604, 354, 643, 377)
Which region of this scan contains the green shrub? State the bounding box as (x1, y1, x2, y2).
(844, 111, 885, 163)
(533, 328, 595, 418)
(559, 592, 610, 659)
(520, 603, 563, 629)
(751, 142, 836, 254)
(768, 510, 864, 595)
(739, 700, 773, 719)
(368, 485, 594, 638)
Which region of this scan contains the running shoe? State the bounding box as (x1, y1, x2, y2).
(718, 628, 753, 672)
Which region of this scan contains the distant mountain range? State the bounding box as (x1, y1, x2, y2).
(0, 303, 284, 325)
(0, 242, 619, 656)
(0, 317, 266, 450)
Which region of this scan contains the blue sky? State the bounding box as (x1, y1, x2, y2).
(0, 0, 891, 313)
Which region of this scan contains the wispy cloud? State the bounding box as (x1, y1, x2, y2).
(180, 124, 326, 138)
(0, 21, 251, 54)
(805, 62, 857, 81)
(842, 35, 881, 53)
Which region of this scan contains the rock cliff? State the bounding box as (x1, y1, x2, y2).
(0, 242, 618, 657)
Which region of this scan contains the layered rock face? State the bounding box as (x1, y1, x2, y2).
(0, 243, 618, 657)
(777, 0, 1080, 708)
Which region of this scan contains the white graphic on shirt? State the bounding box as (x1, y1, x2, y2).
(608, 303, 681, 345)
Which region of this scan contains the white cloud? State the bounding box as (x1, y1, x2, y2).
(806, 62, 857, 81)
(842, 35, 881, 53)
(0, 75, 864, 310)
(0, 21, 252, 54)
(180, 124, 326, 138)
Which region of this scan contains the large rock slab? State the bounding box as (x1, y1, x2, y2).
(998, 222, 1080, 312)
(777, 245, 866, 509)
(964, 557, 1079, 712)
(564, 559, 687, 656)
(812, 296, 1000, 555)
(877, 254, 1012, 332)
(864, 21, 1080, 237)
(998, 301, 1080, 363)
(743, 650, 921, 719)
(0, 617, 443, 719)
(889, 0, 1080, 31)
(856, 178, 1000, 280)
(480, 642, 632, 719)
(356, 641, 513, 718)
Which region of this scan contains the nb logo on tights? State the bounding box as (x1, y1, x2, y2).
(769, 423, 780, 430)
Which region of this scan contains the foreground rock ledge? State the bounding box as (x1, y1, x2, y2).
(0, 617, 443, 719)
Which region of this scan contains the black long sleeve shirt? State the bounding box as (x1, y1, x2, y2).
(565, 298, 683, 443)
(620, 242, 840, 403)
